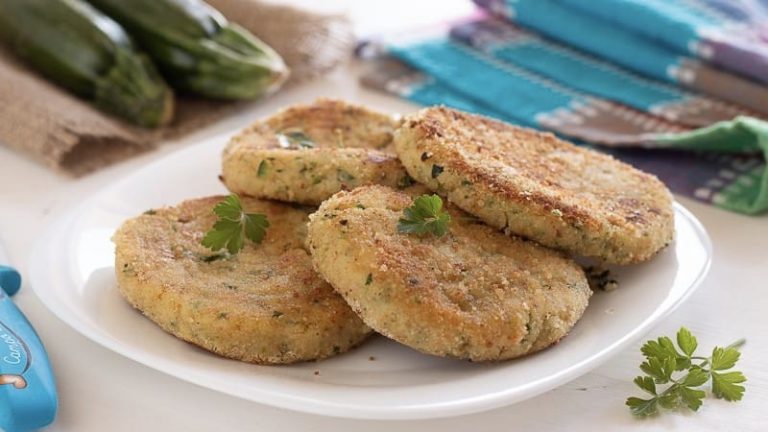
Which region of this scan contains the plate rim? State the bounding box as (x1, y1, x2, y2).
(28, 141, 713, 420)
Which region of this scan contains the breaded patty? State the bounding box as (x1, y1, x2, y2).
(113, 196, 371, 364)
(222, 99, 412, 205)
(394, 107, 675, 264)
(307, 186, 591, 361)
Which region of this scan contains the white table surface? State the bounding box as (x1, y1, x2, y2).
(1, 4, 767, 431)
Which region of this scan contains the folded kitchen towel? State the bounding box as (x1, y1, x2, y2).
(474, 0, 768, 116)
(551, 0, 768, 84)
(450, 19, 756, 127)
(0, 0, 353, 176)
(387, 37, 691, 146)
(206, 0, 353, 84)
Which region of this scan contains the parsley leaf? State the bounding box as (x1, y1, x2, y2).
(627, 327, 746, 417)
(626, 397, 658, 417)
(682, 367, 709, 387)
(711, 346, 740, 370)
(711, 371, 746, 401)
(677, 327, 698, 357)
(633, 376, 657, 395)
(640, 357, 671, 383)
(642, 336, 689, 370)
(640, 336, 691, 370)
(397, 194, 451, 237)
(201, 194, 269, 254)
(679, 386, 705, 411)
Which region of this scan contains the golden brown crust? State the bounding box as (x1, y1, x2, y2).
(394, 107, 675, 264)
(222, 99, 412, 205)
(113, 196, 371, 364)
(307, 186, 591, 361)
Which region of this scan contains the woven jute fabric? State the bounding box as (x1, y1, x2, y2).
(0, 0, 353, 176)
(207, 0, 354, 84)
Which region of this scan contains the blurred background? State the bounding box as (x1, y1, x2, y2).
(1, 0, 766, 215)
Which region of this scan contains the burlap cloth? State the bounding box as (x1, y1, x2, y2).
(0, 0, 353, 176)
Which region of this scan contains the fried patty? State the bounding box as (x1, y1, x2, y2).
(394, 107, 675, 264)
(113, 196, 371, 364)
(222, 99, 412, 205)
(307, 186, 591, 361)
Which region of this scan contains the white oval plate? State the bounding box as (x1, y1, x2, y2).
(29, 134, 711, 420)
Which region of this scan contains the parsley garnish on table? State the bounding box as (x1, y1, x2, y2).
(201, 194, 269, 254)
(627, 327, 746, 417)
(397, 194, 451, 237)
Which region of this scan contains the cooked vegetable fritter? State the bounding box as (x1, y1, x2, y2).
(307, 186, 591, 361)
(113, 196, 371, 364)
(222, 99, 411, 205)
(394, 107, 675, 264)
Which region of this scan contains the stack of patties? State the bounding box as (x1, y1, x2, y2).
(113, 99, 675, 364)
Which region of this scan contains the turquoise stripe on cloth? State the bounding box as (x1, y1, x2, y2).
(495, 0, 685, 82)
(488, 41, 685, 111)
(389, 39, 578, 125)
(486, 0, 768, 85)
(557, 0, 716, 55)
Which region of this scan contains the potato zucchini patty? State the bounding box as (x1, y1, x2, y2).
(222, 99, 412, 205)
(113, 196, 371, 364)
(394, 107, 675, 264)
(307, 186, 591, 361)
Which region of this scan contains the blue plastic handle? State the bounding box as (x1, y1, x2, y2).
(0, 266, 20, 297)
(0, 265, 58, 432)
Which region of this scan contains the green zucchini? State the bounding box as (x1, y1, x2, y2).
(87, 0, 289, 100)
(0, 0, 174, 128)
